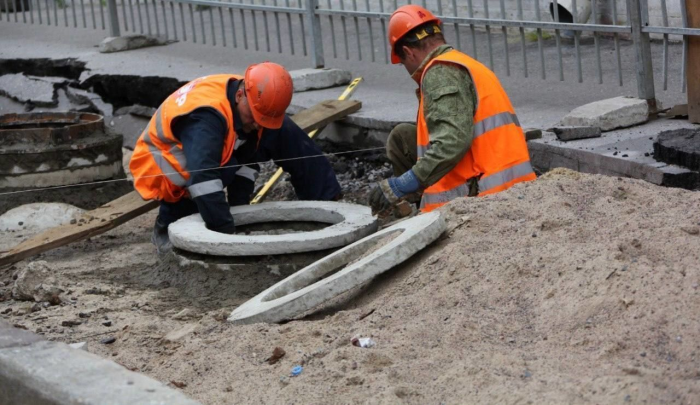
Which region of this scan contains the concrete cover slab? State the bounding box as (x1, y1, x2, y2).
(228, 211, 446, 325)
(289, 68, 352, 92)
(559, 96, 654, 132)
(0, 73, 56, 106)
(169, 201, 378, 256)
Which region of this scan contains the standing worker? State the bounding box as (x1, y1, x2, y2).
(129, 62, 341, 253)
(369, 5, 536, 213)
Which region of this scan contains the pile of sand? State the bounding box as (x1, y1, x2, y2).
(1, 168, 699, 403)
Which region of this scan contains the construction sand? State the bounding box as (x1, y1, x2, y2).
(1, 168, 699, 404)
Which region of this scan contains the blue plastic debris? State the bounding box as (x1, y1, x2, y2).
(291, 365, 303, 377)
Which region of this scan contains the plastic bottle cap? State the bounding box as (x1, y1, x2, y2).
(291, 365, 303, 376)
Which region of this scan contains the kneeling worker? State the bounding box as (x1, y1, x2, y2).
(130, 62, 341, 253)
(369, 5, 536, 213)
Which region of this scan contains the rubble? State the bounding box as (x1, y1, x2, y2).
(11, 261, 63, 304)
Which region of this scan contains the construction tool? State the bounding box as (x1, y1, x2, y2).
(250, 77, 363, 205)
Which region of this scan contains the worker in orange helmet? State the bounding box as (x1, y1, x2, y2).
(368, 5, 536, 214)
(130, 62, 341, 254)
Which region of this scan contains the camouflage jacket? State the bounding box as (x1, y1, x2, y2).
(411, 44, 478, 193)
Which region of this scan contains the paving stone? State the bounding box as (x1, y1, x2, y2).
(99, 35, 175, 54)
(524, 128, 543, 141)
(559, 96, 657, 132)
(0, 320, 44, 350)
(550, 126, 601, 142)
(0, 340, 200, 404)
(289, 68, 352, 92)
(0, 73, 56, 106)
(654, 128, 700, 171)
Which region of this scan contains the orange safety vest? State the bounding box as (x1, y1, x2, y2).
(129, 74, 241, 203)
(417, 50, 536, 212)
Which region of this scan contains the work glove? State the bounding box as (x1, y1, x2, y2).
(151, 216, 172, 255)
(368, 170, 421, 214)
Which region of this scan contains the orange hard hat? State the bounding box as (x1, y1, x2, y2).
(244, 62, 293, 129)
(388, 5, 441, 64)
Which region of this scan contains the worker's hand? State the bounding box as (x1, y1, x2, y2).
(368, 170, 421, 214)
(368, 179, 400, 213)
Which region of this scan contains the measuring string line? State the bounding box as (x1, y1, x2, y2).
(0, 146, 387, 197)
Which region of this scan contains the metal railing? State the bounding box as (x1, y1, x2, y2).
(1, 0, 699, 102)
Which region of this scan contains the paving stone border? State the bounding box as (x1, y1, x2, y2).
(0, 320, 200, 405)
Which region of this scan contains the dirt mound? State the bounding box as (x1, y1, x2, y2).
(1, 169, 699, 404)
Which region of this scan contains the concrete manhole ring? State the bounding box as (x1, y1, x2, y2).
(228, 211, 446, 325)
(169, 201, 378, 256)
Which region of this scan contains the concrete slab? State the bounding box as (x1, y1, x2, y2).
(65, 86, 114, 116)
(169, 201, 379, 256)
(228, 211, 446, 325)
(0, 73, 56, 106)
(99, 35, 175, 54)
(0, 338, 200, 405)
(558, 96, 654, 132)
(529, 118, 700, 190)
(289, 68, 352, 92)
(108, 113, 150, 149)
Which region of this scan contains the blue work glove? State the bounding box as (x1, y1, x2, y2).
(368, 170, 420, 213)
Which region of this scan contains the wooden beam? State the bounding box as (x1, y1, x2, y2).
(688, 0, 700, 124)
(0, 99, 362, 267)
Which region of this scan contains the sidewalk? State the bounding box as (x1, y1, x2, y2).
(0, 21, 688, 130)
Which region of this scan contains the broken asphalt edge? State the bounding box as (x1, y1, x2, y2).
(0, 320, 200, 405)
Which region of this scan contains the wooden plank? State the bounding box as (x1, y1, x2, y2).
(688, 0, 700, 124)
(0, 99, 363, 267)
(290, 99, 361, 133)
(0, 192, 158, 267)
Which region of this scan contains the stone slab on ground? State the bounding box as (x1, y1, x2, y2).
(0, 73, 57, 106)
(559, 96, 655, 132)
(0, 320, 200, 405)
(653, 128, 700, 171)
(65, 86, 114, 116)
(108, 113, 150, 149)
(529, 119, 700, 190)
(114, 104, 157, 118)
(99, 35, 175, 54)
(551, 126, 601, 141)
(289, 68, 352, 92)
(0, 203, 85, 232)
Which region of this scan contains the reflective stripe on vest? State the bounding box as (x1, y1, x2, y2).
(236, 165, 259, 182)
(415, 112, 520, 159)
(420, 181, 470, 209)
(188, 179, 224, 198)
(140, 129, 188, 187)
(417, 144, 430, 158)
(473, 112, 520, 139)
(477, 160, 534, 194)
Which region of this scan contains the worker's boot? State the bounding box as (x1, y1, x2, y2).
(151, 216, 172, 255)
